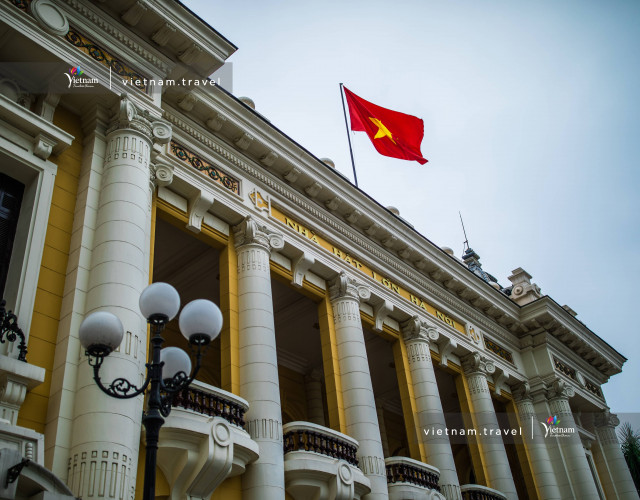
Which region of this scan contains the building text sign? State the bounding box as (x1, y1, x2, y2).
(271, 206, 465, 334)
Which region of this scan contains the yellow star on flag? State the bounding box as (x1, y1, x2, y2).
(369, 117, 396, 144)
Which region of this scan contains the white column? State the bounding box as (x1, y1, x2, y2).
(594, 411, 639, 499)
(546, 378, 599, 499)
(304, 369, 326, 426)
(329, 272, 388, 500)
(511, 382, 561, 499)
(234, 216, 285, 500)
(401, 317, 461, 500)
(68, 98, 171, 500)
(461, 353, 518, 500)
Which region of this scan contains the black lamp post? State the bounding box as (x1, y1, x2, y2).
(78, 282, 222, 500)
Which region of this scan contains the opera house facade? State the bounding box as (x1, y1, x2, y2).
(0, 1, 636, 499)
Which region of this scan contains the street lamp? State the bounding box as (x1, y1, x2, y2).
(78, 282, 222, 500)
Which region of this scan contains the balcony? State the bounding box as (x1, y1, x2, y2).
(283, 421, 371, 500)
(155, 380, 259, 499)
(385, 456, 445, 500)
(461, 484, 507, 500)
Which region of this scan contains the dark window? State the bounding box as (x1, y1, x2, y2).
(0, 172, 24, 297)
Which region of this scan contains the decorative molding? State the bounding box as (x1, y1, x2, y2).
(511, 381, 531, 403)
(345, 209, 362, 224)
(151, 162, 174, 187)
(372, 300, 393, 333)
(33, 133, 56, 160)
(594, 410, 620, 429)
(63, 0, 171, 73)
(260, 151, 278, 167)
(245, 418, 282, 441)
(170, 141, 239, 195)
(553, 356, 577, 381)
(121, 1, 147, 26)
(461, 352, 495, 377)
(233, 215, 284, 252)
(234, 132, 253, 150)
(401, 315, 438, 344)
(206, 113, 227, 132)
(177, 92, 198, 112)
(437, 336, 457, 368)
(546, 377, 575, 401)
(584, 379, 603, 399)
(291, 253, 314, 288)
(161, 110, 521, 351)
(325, 197, 342, 211)
(151, 22, 175, 46)
(305, 181, 322, 198)
(186, 190, 214, 233)
(328, 272, 370, 303)
(30, 0, 69, 36)
(484, 337, 514, 364)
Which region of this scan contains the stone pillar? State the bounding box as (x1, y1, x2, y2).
(511, 382, 561, 499)
(69, 97, 171, 500)
(461, 353, 518, 500)
(545, 378, 599, 499)
(304, 369, 326, 426)
(401, 317, 461, 500)
(329, 272, 388, 500)
(594, 411, 639, 499)
(234, 216, 285, 500)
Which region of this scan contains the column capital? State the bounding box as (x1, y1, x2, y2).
(545, 377, 575, 401)
(461, 352, 495, 377)
(233, 215, 284, 251)
(511, 381, 532, 403)
(328, 272, 370, 302)
(107, 95, 172, 144)
(594, 409, 620, 429)
(400, 315, 439, 343)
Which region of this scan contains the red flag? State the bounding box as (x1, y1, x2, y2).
(343, 87, 428, 165)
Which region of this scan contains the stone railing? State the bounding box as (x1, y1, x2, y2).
(385, 456, 440, 491)
(461, 484, 507, 500)
(283, 421, 359, 466)
(172, 379, 247, 428)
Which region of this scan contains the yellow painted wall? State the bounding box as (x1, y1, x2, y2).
(18, 107, 83, 433)
(220, 235, 240, 394)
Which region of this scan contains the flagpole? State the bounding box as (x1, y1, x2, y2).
(339, 83, 359, 187)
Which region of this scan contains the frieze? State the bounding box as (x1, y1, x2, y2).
(484, 337, 514, 364)
(170, 141, 240, 195)
(553, 356, 577, 381)
(162, 110, 521, 349)
(584, 379, 603, 399)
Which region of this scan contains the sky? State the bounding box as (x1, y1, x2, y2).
(183, 0, 640, 419)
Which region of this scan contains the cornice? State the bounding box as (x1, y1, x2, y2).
(521, 297, 625, 375)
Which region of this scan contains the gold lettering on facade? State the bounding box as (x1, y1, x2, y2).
(436, 310, 455, 327)
(410, 294, 429, 311)
(285, 217, 319, 243)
